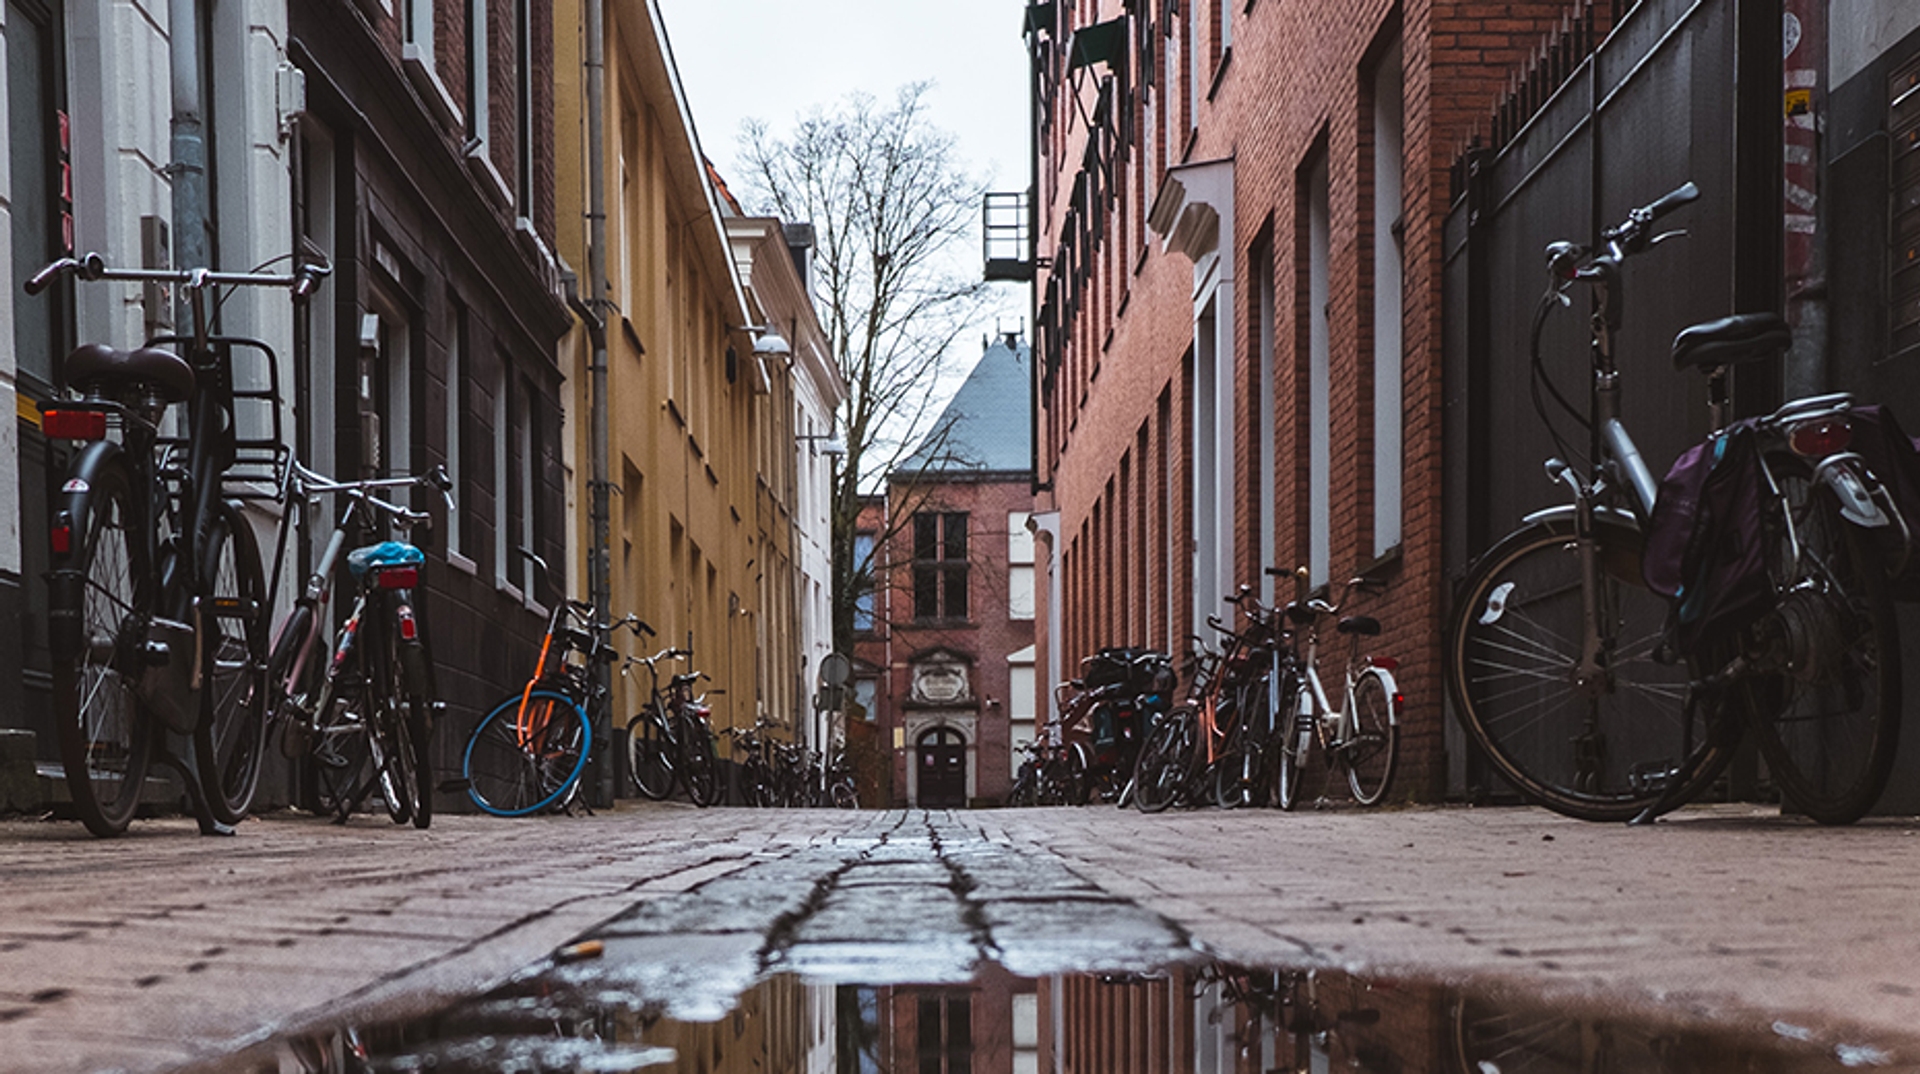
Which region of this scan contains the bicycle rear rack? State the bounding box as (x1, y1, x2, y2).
(148, 334, 290, 500)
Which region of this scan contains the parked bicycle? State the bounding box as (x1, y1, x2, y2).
(1272, 568, 1401, 809)
(1049, 648, 1176, 805)
(463, 600, 648, 816)
(1133, 605, 1262, 814)
(1007, 727, 1089, 807)
(1446, 182, 1907, 824)
(34, 251, 326, 835)
(265, 461, 451, 827)
(624, 646, 720, 807)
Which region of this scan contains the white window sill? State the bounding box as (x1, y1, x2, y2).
(447, 550, 478, 576)
(402, 44, 463, 131)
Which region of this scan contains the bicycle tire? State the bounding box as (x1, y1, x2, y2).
(1133, 709, 1192, 814)
(197, 501, 269, 825)
(1447, 515, 1731, 821)
(363, 624, 413, 826)
(49, 458, 154, 836)
(267, 603, 317, 760)
(1739, 458, 1901, 824)
(830, 776, 859, 809)
(1344, 667, 1399, 805)
(626, 710, 675, 799)
(463, 688, 592, 816)
(374, 610, 433, 829)
(1274, 683, 1308, 812)
(680, 715, 719, 807)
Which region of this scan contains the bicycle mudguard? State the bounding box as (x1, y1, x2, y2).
(46, 440, 130, 662)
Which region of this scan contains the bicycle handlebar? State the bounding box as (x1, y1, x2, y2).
(292, 461, 455, 523)
(25, 252, 331, 297)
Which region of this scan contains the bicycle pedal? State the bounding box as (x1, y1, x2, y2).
(314, 744, 351, 770)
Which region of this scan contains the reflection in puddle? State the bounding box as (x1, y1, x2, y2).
(260, 960, 1897, 1073)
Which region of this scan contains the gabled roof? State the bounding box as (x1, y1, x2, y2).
(898, 337, 1032, 476)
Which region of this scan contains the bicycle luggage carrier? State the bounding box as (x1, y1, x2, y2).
(148, 334, 290, 501)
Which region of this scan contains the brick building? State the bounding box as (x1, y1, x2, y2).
(1023, 0, 1586, 799)
(855, 337, 1037, 807)
(289, 0, 571, 807)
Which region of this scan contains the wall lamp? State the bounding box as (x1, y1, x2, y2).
(798, 432, 848, 458)
(738, 324, 791, 358)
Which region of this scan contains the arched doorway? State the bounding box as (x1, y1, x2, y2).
(917, 727, 968, 808)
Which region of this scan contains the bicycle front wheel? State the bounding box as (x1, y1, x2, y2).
(1344, 667, 1399, 805)
(1132, 709, 1192, 814)
(464, 689, 592, 817)
(1274, 686, 1308, 812)
(1447, 515, 1729, 821)
(197, 501, 269, 825)
(1739, 458, 1901, 824)
(50, 459, 153, 836)
(626, 710, 675, 799)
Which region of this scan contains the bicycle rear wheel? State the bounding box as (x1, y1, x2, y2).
(49, 459, 153, 836)
(680, 715, 719, 807)
(1344, 667, 1399, 805)
(626, 710, 675, 799)
(1446, 515, 1731, 821)
(464, 689, 592, 816)
(1739, 459, 1901, 824)
(197, 501, 269, 825)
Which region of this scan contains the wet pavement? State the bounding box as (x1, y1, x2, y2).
(2, 802, 1919, 1071)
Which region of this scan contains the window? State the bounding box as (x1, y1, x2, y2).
(852, 675, 878, 723)
(1007, 512, 1035, 620)
(492, 354, 511, 587)
(1304, 148, 1331, 586)
(465, 0, 489, 146)
(8, 0, 64, 395)
(1251, 233, 1276, 601)
(1370, 35, 1405, 559)
(912, 512, 969, 622)
(446, 299, 469, 560)
(853, 531, 878, 632)
(515, 0, 534, 217)
(915, 994, 973, 1074)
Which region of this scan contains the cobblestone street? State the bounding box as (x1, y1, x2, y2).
(3, 802, 1918, 1071)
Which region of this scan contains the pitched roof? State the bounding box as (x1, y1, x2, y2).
(898, 337, 1032, 476)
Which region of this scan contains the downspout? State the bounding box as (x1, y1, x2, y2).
(170, 0, 209, 282)
(579, 0, 614, 807)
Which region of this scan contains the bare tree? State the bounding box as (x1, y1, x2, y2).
(737, 83, 988, 652)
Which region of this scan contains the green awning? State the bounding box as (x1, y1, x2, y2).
(1069, 17, 1127, 70)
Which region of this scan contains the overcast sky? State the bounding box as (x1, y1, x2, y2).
(653, 0, 1032, 345)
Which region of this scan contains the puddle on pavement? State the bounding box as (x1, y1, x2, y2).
(240, 958, 1902, 1073)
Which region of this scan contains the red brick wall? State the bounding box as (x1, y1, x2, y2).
(1033, 0, 1588, 799)
(873, 477, 1038, 806)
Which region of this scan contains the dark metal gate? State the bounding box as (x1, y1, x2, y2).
(1441, 0, 1782, 798)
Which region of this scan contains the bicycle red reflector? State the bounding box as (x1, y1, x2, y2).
(397, 606, 418, 641)
(50, 524, 71, 555)
(1394, 693, 1406, 708)
(375, 566, 418, 590)
(1370, 656, 1399, 671)
(1789, 418, 1851, 457)
(42, 409, 106, 440)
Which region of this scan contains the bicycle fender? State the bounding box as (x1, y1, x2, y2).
(1519, 503, 1640, 529)
(56, 439, 129, 547)
(1812, 453, 1891, 528)
(1364, 665, 1401, 725)
(47, 441, 129, 660)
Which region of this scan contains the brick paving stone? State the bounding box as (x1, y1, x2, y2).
(3, 801, 1920, 1071)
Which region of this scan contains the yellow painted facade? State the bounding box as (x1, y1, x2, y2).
(554, 0, 800, 741)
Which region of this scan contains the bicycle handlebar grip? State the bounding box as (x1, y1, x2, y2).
(1643, 181, 1699, 223)
(23, 260, 69, 295)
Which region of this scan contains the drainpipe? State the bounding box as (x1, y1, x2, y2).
(170, 0, 209, 285)
(580, 0, 614, 807)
